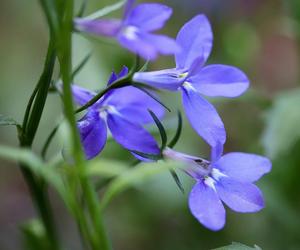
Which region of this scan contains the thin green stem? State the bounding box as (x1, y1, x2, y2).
(19, 40, 61, 250)
(23, 41, 56, 146)
(42, 124, 59, 159)
(39, 0, 59, 36)
(22, 84, 40, 132)
(57, 1, 111, 249)
(75, 76, 131, 113)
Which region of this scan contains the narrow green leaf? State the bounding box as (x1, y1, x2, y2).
(213, 242, 262, 250)
(130, 150, 162, 161)
(100, 160, 183, 209)
(148, 110, 167, 150)
(87, 159, 128, 178)
(41, 124, 59, 159)
(84, 0, 126, 20)
(0, 144, 43, 168)
(262, 88, 300, 159)
(77, 0, 88, 17)
(139, 60, 149, 72)
(129, 55, 141, 75)
(21, 219, 49, 250)
(0, 145, 66, 199)
(169, 169, 184, 193)
(72, 52, 92, 79)
(0, 114, 20, 126)
(168, 111, 182, 148)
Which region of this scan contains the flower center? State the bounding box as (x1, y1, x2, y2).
(210, 168, 227, 181)
(99, 105, 119, 119)
(178, 72, 188, 78)
(204, 176, 217, 191)
(122, 25, 139, 40)
(203, 168, 227, 191)
(182, 81, 196, 91)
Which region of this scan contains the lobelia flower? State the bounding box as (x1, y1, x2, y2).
(133, 15, 249, 147)
(72, 66, 164, 159)
(74, 0, 180, 60)
(163, 144, 272, 231)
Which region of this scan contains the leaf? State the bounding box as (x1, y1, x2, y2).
(76, 0, 88, 17)
(169, 169, 184, 193)
(262, 88, 300, 159)
(0, 145, 66, 198)
(84, 0, 126, 20)
(0, 114, 20, 126)
(100, 160, 183, 209)
(287, 0, 300, 26)
(0, 144, 43, 167)
(213, 242, 262, 250)
(168, 111, 182, 148)
(21, 219, 49, 250)
(130, 150, 162, 161)
(72, 52, 92, 79)
(148, 110, 167, 150)
(139, 60, 150, 72)
(87, 159, 128, 178)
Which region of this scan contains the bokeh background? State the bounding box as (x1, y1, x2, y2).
(1, 0, 300, 249)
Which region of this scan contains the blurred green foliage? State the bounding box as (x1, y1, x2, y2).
(1, 0, 300, 249)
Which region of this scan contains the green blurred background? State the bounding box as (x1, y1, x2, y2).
(1, 0, 300, 249)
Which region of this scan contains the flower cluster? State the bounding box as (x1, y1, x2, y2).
(73, 0, 271, 231)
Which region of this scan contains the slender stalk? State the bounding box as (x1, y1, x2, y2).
(42, 124, 59, 159)
(23, 41, 56, 145)
(22, 84, 40, 132)
(57, 1, 111, 249)
(75, 76, 131, 113)
(19, 40, 61, 250)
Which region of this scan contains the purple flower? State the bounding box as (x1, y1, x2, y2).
(74, 0, 179, 60)
(133, 15, 249, 147)
(73, 66, 164, 159)
(163, 144, 271, 231)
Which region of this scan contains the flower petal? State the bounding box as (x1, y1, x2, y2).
(189, 181, 226, 231)
(123, 0, 135, 20)
(140, 33, 180, 55)
(210, 142, 224, 163)
(216, 177, 264, 213)
(214, 153, 272, 182)
(71, 84, 97, 106)
(107, 113, 160, 154)
(175, 15, 213, 69)
(104, 86, 165, 124)
(189, 65, 249, 97)
(74, 18, 122, 37)
(182, 87, 226, 147)
(125, 3, 172, 31)
(133, 69, 183, 91)
(118, 32, 158, 60)
(118, 32, 179, 60)
(77, 110, 107, 160)
(187, 55, 206, 78)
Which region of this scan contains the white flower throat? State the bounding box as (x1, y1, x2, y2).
(123, 26, 139, 40)
(163, 148, 227, 189)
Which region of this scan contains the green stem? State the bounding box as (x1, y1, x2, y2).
(22, 83, 40, 132)
(57, 1, 111, 249)
(22, 40, 56, 146)
(41, 124, 59, 159)
(19, 40, 62, 250)
(75, 76, 131, 113)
